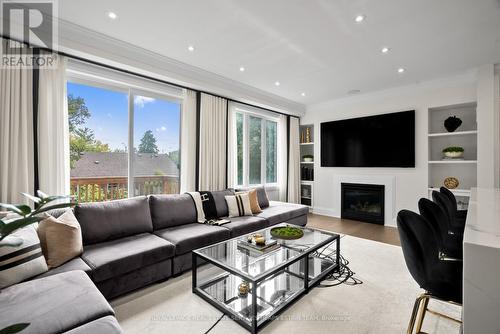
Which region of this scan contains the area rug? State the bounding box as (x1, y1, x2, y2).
(111, 235, 461, 334)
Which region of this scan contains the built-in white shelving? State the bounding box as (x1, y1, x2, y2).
(428, 102, 477, 208)
(300, 124, 314, 208)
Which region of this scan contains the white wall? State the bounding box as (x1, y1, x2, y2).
(301, 72, 478, 226)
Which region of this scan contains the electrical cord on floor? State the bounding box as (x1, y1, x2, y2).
(204, 313, 225, 334)
(312, 248, 363, 287)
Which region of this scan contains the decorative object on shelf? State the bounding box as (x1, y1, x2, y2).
(301, 187, 310, 198)
(270, 226, 304, 240)
(300, 131, 304, 143)
(443, 177, 459, 189)
(302, 154, 313, 162)
(305, 127, 311, 143)
(444, 115, 462, 132)
(238, 281, 250, 297)
(442, 146, 464, 159)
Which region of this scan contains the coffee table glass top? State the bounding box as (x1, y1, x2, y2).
(194, 224, 337, 279)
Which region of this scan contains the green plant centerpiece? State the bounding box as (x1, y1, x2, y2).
(270, 226, 304, 240)
(302, 154, 314, 162)
(0, 191, 74, 334)
(442, 146, 464, 159)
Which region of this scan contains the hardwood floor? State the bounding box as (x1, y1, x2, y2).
(306, 213, 401, 246)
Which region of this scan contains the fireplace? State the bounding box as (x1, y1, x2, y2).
(341, 183, 385, 225)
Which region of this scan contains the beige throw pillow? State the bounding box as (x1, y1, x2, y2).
(38, 210, 83, 268)
(236, 189, 262, 214)
(225, 193, 253, 218)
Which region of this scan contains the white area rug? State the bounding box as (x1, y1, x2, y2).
(112, 235, 461, 334)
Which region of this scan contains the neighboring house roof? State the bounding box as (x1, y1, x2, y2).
(71, 152, 179, 178)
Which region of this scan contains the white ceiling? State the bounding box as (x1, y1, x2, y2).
(57, 0, 500, 105)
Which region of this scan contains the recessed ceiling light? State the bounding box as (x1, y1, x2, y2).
(398, 67, 405, 73)
(381, 47, 390, 53)
(301, 92, 306, 97)
(354, 15, 365, 23)
(275, 81, 280, 86)
(107, 12, 117, 19)
(348, 89, 361, 95)
(187, 45, 195, 52)
(239, 67, 245, 72)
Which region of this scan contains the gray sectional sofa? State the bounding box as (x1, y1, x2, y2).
(0, 188, 308, 334)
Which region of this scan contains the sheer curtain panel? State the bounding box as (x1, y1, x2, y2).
(199, 93, 227, 191)
(287, 117, 301, 203)
(37, 53, 70, 196)
(180, 89, 197, 192)
(0, 39, 34, 204)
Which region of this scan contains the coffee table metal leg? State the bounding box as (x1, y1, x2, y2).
(304, 256, 310, 293)
(336, 238, 340, 272)
(252, 282, 258, 334)
(192, 252, 197, 292)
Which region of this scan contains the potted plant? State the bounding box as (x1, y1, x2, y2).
(442, 146, 464, 159)
(302, 154, 314, 162)
(0, 191, 74, 334)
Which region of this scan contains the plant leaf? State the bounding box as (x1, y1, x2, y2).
(20, 193, 41, 204)
(15, 205, 32, 216)
(34, 202, 75, 215)
(0, 323, 30, 334)
(0, 217, 43, 240)
(36, 190, 48, 199)
(0, 204, 23, 215)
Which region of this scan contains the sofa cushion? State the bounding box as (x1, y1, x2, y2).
(81, 233, 175, 282)
(35, 257, 91, 280)
(149, 194, 197, 229)
(64, 316, 123, 334)
(221, 216, 269, 237)
(256, 201, 309, 225)
(75, 196, 153, 245)
(0, 270, 114, 334)
(211, 189, 235, 217)
(236, 187, 269, 209)
(155, 223, 230, 255)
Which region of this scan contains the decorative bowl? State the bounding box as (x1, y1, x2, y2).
(444, 177, 459, 189)
(270, 226, 304, 240)
(303, 157, 313, 162)
(444, 151, 463, 158)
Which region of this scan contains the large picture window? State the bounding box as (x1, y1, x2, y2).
(67, 77, 181, 202)
(236, 110, 279, 187)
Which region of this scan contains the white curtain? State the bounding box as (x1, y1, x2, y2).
(199, 93, 228, 191)
(37, 52, 70, 196)
(0, 39, 34, 204)
(180, 89, 197, 192)
(226, 102, 237, 188)
(288, 117, 301, 203)
(277, 114, 288, 201)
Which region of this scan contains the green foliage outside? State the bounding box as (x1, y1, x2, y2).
(138, 130, 159, 154)
(68, 94, 110, 168)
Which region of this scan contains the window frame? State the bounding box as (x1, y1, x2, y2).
(66, 65, 184, 198)
(235, 107, 280, 188)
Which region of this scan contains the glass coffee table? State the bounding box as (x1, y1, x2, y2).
(192, 224, 340, 334)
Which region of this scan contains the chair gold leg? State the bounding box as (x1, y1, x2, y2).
(407, 294, 427, 334)
(415, 295, 430, 333)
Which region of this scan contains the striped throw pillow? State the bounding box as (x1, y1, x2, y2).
(225, 193, 253, 218)
(0, 225, 48, 288)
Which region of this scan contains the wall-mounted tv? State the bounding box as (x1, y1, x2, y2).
(321, 110, 415, 167)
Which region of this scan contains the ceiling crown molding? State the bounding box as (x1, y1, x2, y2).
(56, 19, 305, 116)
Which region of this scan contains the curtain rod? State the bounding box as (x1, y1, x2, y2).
(0, 34, 300, 119)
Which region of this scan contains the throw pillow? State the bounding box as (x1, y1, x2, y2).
(255, 186, 270, 208)
(38, 210, 83, 268)
(0, 225, 48, 288)
(225, 193, 253, 218)
(236, 189, 262, 214)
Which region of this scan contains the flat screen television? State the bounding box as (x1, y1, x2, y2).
(321, 110, 415, 167)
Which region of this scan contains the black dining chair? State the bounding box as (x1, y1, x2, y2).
(432, 191, 465, 236)
(439, 187, 468, 224)
(418, 198, 463, 259)
(397, 210, 462, 334)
